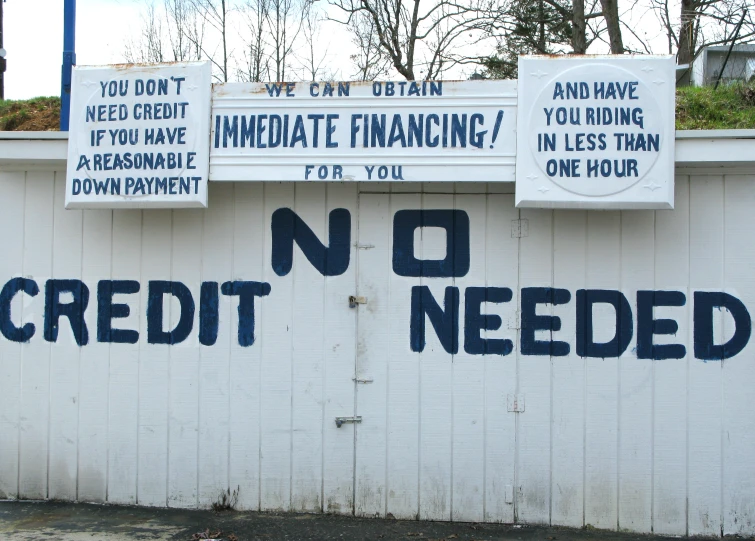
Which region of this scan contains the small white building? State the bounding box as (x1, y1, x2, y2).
(691, 44, 755, 86)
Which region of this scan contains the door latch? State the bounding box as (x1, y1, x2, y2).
(507, 394, 525, 413)
(349, 296, 367, 308)
(335, 416, 362, 428)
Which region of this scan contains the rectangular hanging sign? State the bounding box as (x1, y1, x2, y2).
(65, 61, 211, 209)
(515, 55, 675, 209)
(210, 80, 517, 182)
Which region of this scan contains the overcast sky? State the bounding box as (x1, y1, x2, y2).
(6, 0, 144, 99)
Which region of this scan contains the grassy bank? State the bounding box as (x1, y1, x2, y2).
(675, 84, 755, 130)
(0, 96, 61, 131)
(1, 87, 755, 131)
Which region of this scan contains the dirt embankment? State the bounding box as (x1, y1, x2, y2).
(0, 97, 60, 131)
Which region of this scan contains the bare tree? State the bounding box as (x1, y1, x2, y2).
(296, 5, 338, 80)
(349, 11, 392, 80)
(238, 0, 270, 81)
(330, 0, 503, 80)
(649, 0, 676, 54)
(600, 0, 624, 53)
(649, 0, 755, 65)
(483, 0, 607, 78)
(187, 0, 233, 81)
(266, 0, 306, 80)
(573, 0, 588, 53)
(164, 0, 206, 61)
(125, 1, 166, 63)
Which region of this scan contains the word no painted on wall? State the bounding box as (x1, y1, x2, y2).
(65, 61, 212, 209)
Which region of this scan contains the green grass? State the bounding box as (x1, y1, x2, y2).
(676, 83, 755, 130)
(0, 96, 61, 131)
(1, 90, 755, 131)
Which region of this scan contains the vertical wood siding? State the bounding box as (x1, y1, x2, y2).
(0, 172, 753, 536)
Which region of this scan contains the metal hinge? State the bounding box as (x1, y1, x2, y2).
(511, 219, 529, 238)
(507, 310, 521, 330)
(349, 296, 367, 308)
(335, 416, 362, 428)
(355, 243, 375, 250)
(507, 394, 525, 413)
(352, 377, 374, 384)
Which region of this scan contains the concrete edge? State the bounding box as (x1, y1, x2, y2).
(1, 130, 754, 170)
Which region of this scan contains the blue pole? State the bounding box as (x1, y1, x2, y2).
(60, 0, 76, 131)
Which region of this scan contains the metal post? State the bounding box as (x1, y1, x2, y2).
(0, 1, 5, 101)
(60, 0, 76, 130)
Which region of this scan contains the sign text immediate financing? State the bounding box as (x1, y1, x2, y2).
(210, 80, 518, 183)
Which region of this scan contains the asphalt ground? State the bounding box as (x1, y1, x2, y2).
(0, 501, 737, 541)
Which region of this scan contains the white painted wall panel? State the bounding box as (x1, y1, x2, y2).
(722, 175, 755, 536)
(137, 210, 172, 507)
(1, 168, 755, 537)
(617, 209, 654, 533)
(107, 209, 142, 505)
(321, 183, 358, 514)
(18, 171, 55, 500)
(168, 207, 203, 508)
(384, 192, 421, 520)
(228, 183, 265, 512)
(0, 171, 26, 500)
(551, 210, 587, 528)
(48, 173, 83, 501)
(687, 175, 724, 536)
(451, 193, 487, 523)
(355, 192, 392, 518)
(482, 194, 517, 525)
(583, 211, 621, 531)
(417, 194, 454, 522)
(198, 185, 235, 507)
(78, 207, 113, 503)
(652, 178, 691, 535)
(516, 207, 553, 525)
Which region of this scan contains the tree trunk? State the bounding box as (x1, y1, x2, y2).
(538, 0, 545, 52)
(677, 0, 696, 64)
(221, 0, 228, 82)
(600, 0, 624, 53)
(572, 0, 587, 53)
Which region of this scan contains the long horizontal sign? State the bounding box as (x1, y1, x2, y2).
(64, 56, 674, 208)
(210, 80, 517, 182)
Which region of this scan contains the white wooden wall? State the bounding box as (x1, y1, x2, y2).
(0, 171, 753, 537)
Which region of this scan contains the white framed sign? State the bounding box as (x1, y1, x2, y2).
(65, 61, 211, 209)
(210, 80, 517, 182)
(515, 55, 675, 209)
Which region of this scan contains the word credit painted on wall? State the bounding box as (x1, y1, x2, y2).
(515, 55, 675, 209)
(65, 61, 212, 209)
(210, 80, 517, 182)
